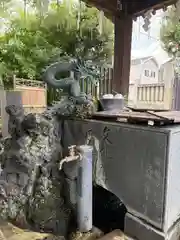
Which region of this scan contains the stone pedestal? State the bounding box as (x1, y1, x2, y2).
(63, 119, 180, 240)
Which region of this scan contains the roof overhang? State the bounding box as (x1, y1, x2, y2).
(83, 0, 177, 20)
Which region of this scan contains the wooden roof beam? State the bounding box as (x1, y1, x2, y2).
(132, 0, 177, 17)
(83, 0, 177, 19)
(83, 0, 115, 12)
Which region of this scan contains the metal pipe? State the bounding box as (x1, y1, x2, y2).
(77, 145, 93, 232)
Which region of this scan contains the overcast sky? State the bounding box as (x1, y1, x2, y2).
(132, 10, 164, 51)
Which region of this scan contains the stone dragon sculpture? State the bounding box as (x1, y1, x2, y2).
(42, 59, 100, 105)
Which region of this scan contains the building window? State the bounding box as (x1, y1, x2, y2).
(144, 70, 149, 77)
(144, 70, 155, 78)
(151, 71, 155, 78)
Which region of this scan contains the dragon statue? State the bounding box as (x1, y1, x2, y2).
(42, 58, 100, 105)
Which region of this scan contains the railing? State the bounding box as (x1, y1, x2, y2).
(136, 83, 166, 109)
(128, 82, 173, 110)
(14, 78, 46, 88)
(137, 83, 165, 102)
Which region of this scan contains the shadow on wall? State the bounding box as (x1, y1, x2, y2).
(93, 185, 127, 233)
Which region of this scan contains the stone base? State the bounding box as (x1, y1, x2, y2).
(124, 213, 180, 240)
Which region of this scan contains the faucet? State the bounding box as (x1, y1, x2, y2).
(59, 144, 93, 233)
(59, 145, 82, 170)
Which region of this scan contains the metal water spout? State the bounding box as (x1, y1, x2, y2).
(59, 144, 93, 233)
(59, 145, 81, 170)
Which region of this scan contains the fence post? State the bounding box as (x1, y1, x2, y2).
(164, 77, 173, 110)
(132, 79, 139, 108)
(13, 75, 16, 90)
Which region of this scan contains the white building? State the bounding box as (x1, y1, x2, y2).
(130, 42, 174, 85)
(126, 9, 177, 110)
(128, 42, 175, 109)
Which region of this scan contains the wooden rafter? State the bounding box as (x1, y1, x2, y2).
(83, 0, 115, 14)
(132, 0, 178, 17)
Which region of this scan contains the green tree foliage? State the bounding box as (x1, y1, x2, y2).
(160, 7, 180, 56)
(0, 0, 113, 85)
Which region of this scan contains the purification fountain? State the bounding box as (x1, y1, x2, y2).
(1, 59, 180, 240)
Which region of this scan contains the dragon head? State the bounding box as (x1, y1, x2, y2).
(73, 57, 101, 86)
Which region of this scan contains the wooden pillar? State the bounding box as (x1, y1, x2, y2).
(113, 16, 133, 96)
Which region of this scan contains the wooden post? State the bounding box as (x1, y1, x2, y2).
(113, 16, 133, 97)
(13, 75, 16, 90)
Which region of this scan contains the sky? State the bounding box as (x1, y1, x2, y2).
(131, 9, 165, 52)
